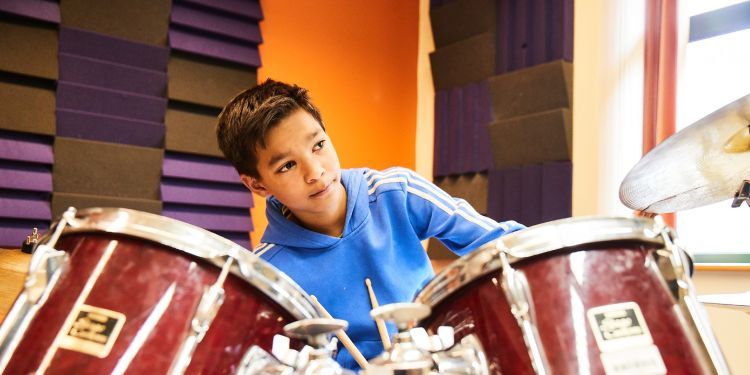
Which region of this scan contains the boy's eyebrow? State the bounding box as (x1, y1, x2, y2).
(266, 129, 321, 168)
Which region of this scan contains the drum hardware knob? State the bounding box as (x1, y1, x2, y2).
(431, 334, 490, 375)
(237, 346, 295, 375)
(364, 303, 434, 375)
(731, 180, 750, 208)
(20, 228, 40, 254)
(281, 318, 355, 374)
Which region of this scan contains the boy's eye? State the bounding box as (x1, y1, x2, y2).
(278, 161, 295, 173)
(313, 140, 325, 151)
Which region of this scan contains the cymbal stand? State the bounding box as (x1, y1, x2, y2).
(731, 180, 750, 208)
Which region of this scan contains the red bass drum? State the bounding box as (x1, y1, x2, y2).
(415, 216, 729, 375)
(0, 207, 319, 374)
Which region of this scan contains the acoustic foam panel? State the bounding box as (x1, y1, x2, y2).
(0, 190, 50, 221)
(0, 130, 54, 164)
(487, 161, 572, 225)
(168, 52, 257, 108)
(171, 3, 262, 44)
(0, 130, 53, 193)
(162, 152, 241, 184)
(177, 0, 263, 21)
(160, 179, 252, 209)
(434, 173, 488, 214)
(56, 81, 167, 123)
(53, 137, 163, 200)
(0, 161, 51, 192)
(59, 27, 169, 71)
(161, 204, 252, 233)
(60, 0, 170, 46)
(489, 59, 573, 122)
(0, 0, 60, 23)
(58, 53, 167, 97)
(0, 81, 56, 135)
(0, 19, 58, 80)
(488, 108, 572, 169)
(56, 109, 164, 148)
(495, 0, 574, 74)
(165, 108, 223, 157)
(169, 28, 261, 67)
(430, 32, 495, 90)
(430, 0, 495, 48)
(51, 193, 162, 218)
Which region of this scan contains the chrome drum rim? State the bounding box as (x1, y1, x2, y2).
(61, 207, 319, 320)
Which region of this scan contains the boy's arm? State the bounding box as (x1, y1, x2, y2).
(400, 169, 525, 256)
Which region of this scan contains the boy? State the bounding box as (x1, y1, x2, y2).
(216, 79, 523, 369)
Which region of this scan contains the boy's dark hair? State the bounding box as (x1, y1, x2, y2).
(216, 79, 325, 178)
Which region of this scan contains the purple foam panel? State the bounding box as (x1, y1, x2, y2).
(59, 53, 167, 97)
(476, 80, 493, 171)
(447, 87, 463, 175)
(487, 168, 504, 221)
(56, 81, 167, 123)
(0, 130, 53, 164)
(495, 0, 573, 74)
(0, 0, 60, 23)
(56, 109, 165, 148)
(541, 161, 572, 222)
(162, 203, 252, 232)
(0, 191, 51, 220)
(161, 178, 252, 208)
(213, 230, 251, 250)
(163, 152, 241, 184)
(520, 164, 542, 226)
(0, 219, 49, 248)
(169, 28, 261, 67)
(177, 0, 263, 21)
(59, 27, 169, 71)
(502, 167, 522, 222)
(462, 83, 478, 173)
(0, 161, 52, 192)
(434, 91, 449, 177)
(171, 3, 262, 43)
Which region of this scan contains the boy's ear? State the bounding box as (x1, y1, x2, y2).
(240, 175, 269, 197)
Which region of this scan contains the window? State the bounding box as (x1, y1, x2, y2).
(676, 0, 750, 259)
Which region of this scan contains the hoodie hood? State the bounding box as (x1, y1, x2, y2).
(261, 168, 371, 249)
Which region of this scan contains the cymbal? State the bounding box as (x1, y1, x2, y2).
(620, 93, 750, 213)
(698, 291, 750, 314)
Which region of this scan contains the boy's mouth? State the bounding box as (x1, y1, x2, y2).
(310, 179, 335, 198)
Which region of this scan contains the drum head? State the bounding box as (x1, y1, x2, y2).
(415, 216, 667, 308)
(62, 207, 318, 320)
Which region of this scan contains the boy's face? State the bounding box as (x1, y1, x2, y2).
(240, 109, 345, 220)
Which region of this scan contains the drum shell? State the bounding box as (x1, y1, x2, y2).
(420, 241, 708, 375)
(3, 232, 296, 374)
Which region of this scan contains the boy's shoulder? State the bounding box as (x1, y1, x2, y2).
(359, 166, 428, 197)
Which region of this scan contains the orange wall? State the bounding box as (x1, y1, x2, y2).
(251, 0, 420, 246)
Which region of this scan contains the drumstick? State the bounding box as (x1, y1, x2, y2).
(365, 278, 391, 350)
(310, 295, 369, 369)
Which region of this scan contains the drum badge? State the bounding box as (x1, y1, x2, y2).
(587, 302, 666, 375)
(59, 304, 126, 358)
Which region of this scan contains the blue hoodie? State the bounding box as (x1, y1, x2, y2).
(253, 167, 523, 369)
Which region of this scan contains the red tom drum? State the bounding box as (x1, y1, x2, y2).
(0, 207, 319, 374)
(415, 216, 729, 375)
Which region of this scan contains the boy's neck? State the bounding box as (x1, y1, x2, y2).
(288, 184, 348, 237)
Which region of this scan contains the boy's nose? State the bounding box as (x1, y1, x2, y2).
(305, 163, 325, 183)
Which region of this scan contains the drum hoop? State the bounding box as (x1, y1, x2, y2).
(58, 207, 320, 320)
(415, 216, 665, 308)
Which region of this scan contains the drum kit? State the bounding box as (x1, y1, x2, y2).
(0, 94, 748, 374)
